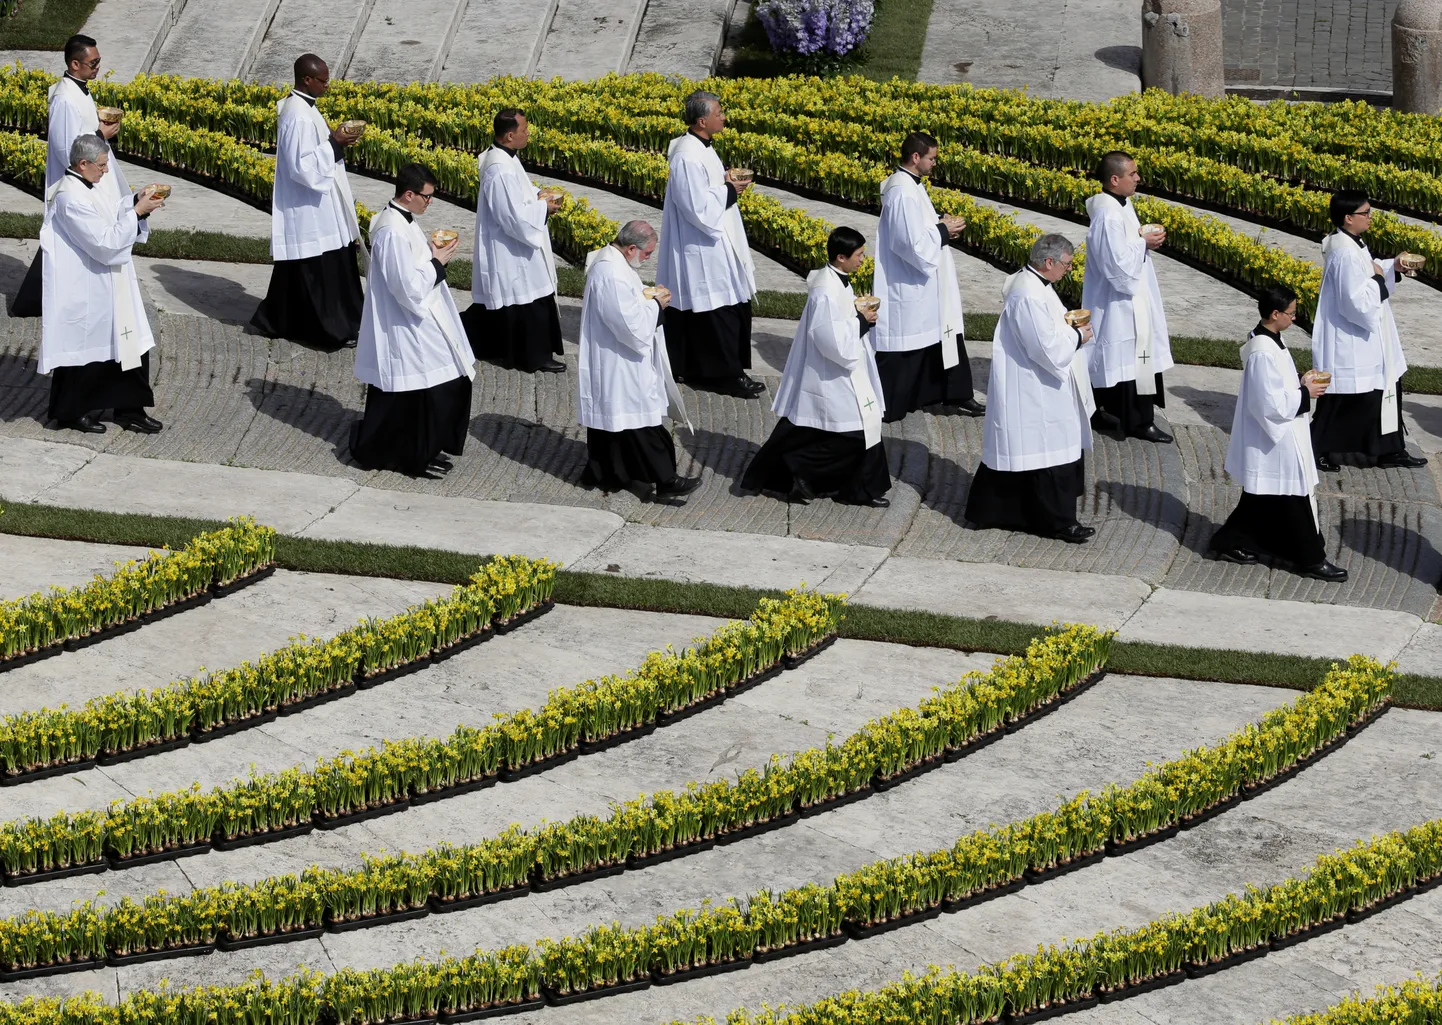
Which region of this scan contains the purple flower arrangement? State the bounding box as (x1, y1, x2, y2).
(756, 0, 876, 58)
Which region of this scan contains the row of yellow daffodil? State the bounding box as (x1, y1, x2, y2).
(0, 588, 838, 886)
(0, 556, 560, 782)
(0, 658, 1412, 1023)
(0, 517, 275, 665)
(1261, 974, 1442, 1025)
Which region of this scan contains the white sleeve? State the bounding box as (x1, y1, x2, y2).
(53, 190, 139, 266)
(806, 292, 863, 370)
(483, 166, 549, 250)
(1328, 252, 1385, 335)
(277, 111, 337, 196)
(376, 230, 438, 317)
(595, 274, 660, 353)
(669, 155, 728, 239)
(1092, 211, 1149, 295)
(49, 98, 92, 172)
(1011, 295, 1076, 381)
(887, 191, 942, 274)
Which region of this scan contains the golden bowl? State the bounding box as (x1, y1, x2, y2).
(537, 186, 564, 202)
(1309, 370, 1333, 386)
(729, 167, 754, 184)
(854, 295, 881, 314)
(1064, 308, 1091, 328)
(430, 229, 458, 246)
(148, 184, 172, 200)
(1397, 252, 1426, 272)
(642, 285, 670, 301)
(1139, 223, 1164, 237)
(339, 119, 367, 136)
(97, 107, 125, 125)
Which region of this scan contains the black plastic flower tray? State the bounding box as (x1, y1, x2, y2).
(716, 809, 801, 847)
(411, 774, 498, 806)
(873, 756, 945, 792)
(782, 633, 838, 670)
(357, 656, 432, 690)
(752, 931, 848, 963)
(530, 861, 625, 892)
(63, 618, 141, 651)
(1185, 943, 1270, 979)
(97, 733, 192, 766)
(1, 757, 99, 787)
(498, 748, 578, 783)
(441, 999, 546, 1023)
(108, 839, 212, 868)
(1269, 916, 1344, 950)
(1347, 704, 1391, 735)
(431, 628, 492, 665)
(627, 838, 715, 870)
(798, 786, 874, 818)
(355, 1015, 435, 1025)
(727, 661, 785, 698)
(651, 957, 751, 986)
(1105, 822, 1181, 857)
(0, 645, 62, 675)
(313, 799, 410, 830)
(327, 904, 430, 933)
(541, 978, 649, 1006)
(578, 720, 657, 755)
(2, 858, 107, 887)
(941, 877, 1024, 913)
(0, 956, 106, 982)
(211, 563, 277, 598)
(944, 727, 1006, 762)
(1023, 848, 1106, 884)
(1005, 995, 1100, 1024)
(428, 883, 531, 914)
(656, 688, 728, 727)
(212, 820, 314, 850)
(106, 941, 214, 967)
(278, 682, 358, 717)
(495, 599, 555, 636)
(192, 709, 278, 743)
(842, 903, 943, 940)
(1345, 886, 1417, 924)
(1096, 970, 1185, 1004)
(217, 925, 325, 951)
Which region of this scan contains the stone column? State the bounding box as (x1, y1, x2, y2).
(1393, 0, 1442, 113)
(1140, 0, 1225, 98)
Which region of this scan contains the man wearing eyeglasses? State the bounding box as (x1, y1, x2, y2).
(14, 33, 141, 318)
(350, 163, 475, 478)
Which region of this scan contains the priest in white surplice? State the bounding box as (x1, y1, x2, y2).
(1210, 285, 1348, 582)
(578, 221, 701, 503)
(462, 108, 566, 374)
(1081, 151, 1175, 444)
(742, 226, 891, 507)
(1310, 190, 1427, 472)
(350, 164, 475, 478)
(965, 235, 1096, 543)
(655, 90, 764, 400)
(39, 134, 167, 435)
(15, 33, 139, 318)
(871, 132, 982, 423)
(251, 54, 365, 352)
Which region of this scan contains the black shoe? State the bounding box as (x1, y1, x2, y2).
(1211, 547, 1258, 565)
(1090, 410, 1121, 431)
(730, 375, 766, 398)
(1049, 524, 1094, 544)
(1316, 455, 1341, 473)
(655, 475, 703, 498)
(536, 359, 567, 373)
(1300, 560, 1348, 583)
(1377, 451, 1428, 469)
(1129, 425, 1173, 444)
(788, 476, 817, 504)
(948, 397, 986, 417)
(59, 413, 106, 434)
(113, 412, 163, 434)
(429, 453, 454, 471)
(841, 495, 890, 508)
(342, 338, 358, 349)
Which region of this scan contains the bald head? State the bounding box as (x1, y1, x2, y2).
(294, 54, 330, 96)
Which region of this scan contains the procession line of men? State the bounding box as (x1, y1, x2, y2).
(28, 49, 1429, 574)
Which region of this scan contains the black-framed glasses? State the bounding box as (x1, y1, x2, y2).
(418, 191, 435, 203)
(81, 58, 101, 70)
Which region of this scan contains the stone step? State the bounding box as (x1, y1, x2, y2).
(248, 0, 376, 85)
(343, 0, 468, 83)
(627, 0, 735, 79)
(149, 0, 279, 80)
(437, 0, 555, 80)
(531, 0, 647, 81)
(80, 0, 190, 82)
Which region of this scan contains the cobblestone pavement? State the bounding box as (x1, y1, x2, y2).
(2, 308, 1438, 618)
(1223, 0, 1396, 92)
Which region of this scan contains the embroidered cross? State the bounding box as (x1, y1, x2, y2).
(863, 398, 875, 411)
(1137, 352, 1150, 363)
(120, 327, 132, 341)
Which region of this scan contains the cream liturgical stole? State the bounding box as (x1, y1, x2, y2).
(371, 205, 476, 381)
(1000, 268, 1095, 419)
(47, 175, 143, 369)
(1320, 232, 1400, 434)
(1241, 329, 1318, 528)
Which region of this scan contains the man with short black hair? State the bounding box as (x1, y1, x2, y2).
(870, 132, 981, 422)
(350, 163, 475, 477)
(462, 108, 566, 374)
(251, 54, 365, 351)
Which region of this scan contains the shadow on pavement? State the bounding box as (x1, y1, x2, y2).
(469, 413, 588, 484)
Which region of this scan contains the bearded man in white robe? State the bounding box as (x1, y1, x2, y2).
(1081, 150, 1174, 444)
(655, 90, 763, 400)
(39, 134, 167, 434)
(965, 234, 1095, 542)
(1309, 190, 1426, 472)
(15, 33, 138, 317)
(578, 220, 701, 503)
(1210, 285, 1347, 581)
(350, 163, 475, 478)
(871, 131, 981, 422)
(251, 54, 365, 352)
(742, 226, 890, 507)
(462, 108, 566, 374)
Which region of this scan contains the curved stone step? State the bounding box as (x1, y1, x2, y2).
(626, 0, 737, 79)
(437, 0, 556, 80)
(148, 0, 280, 81)
(248, 0, 377, 85)
(531, 0, 648, 80)
(344, 0, 467, 83)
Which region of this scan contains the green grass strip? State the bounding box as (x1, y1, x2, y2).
(0, 0, 98, 49)
(4, 500, 1439, 707)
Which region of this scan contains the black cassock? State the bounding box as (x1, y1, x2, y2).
(874, 343, 974, 422)
(582, 424, 677, 490)
(350, 376, 470, 476)
(48, 351, 154, 422)
(1091, 374, 1165, 435)
(251, 242, 365, 350)
(462, 293, 564, 372)
(664, 302, 753, 382)
(965, 456, 1085, 535)
(1209, 492, 1325, 567)
(742, 419, 889, 503)
(1310, 387, 1408, 463)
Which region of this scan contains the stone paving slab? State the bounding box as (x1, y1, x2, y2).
(247, 0, 372, 84)
(0, 434, 96, 502)
(79, 0, 184, 82)
(341, 0, 461, 83)
(438, 0, 552, 80)
(533, 0, 646, 81)
(149, 0, 277, 81)
(1223, 0, 1395, 93)
(0, 532, 152, 599)
(625, 0, 734, 78)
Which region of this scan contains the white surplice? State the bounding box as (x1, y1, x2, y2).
(39, 173, 152, 374)
(872, 169, 964, 365)
(1226, 328, 1319, 500)
(1311, 231, 1407, 434)
(45, 76, 140, 236)
(982, 267, 1094, 471)
(772, 267, 885, 447)
(578, 245, 688, 432)
(1081, 193, 1173, 391)
(354, 203, 474, 393)
(271, 91, 360, 262)
(471, 145, 557, 310)
(655, 133, 756, 312)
